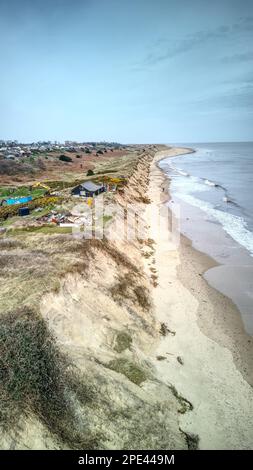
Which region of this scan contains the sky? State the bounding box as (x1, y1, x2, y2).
(0, 0, 253, 143)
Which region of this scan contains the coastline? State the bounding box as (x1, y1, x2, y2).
(146, 147, 253, 449)
(161, 144, 253, 336)
(1, 144, 253, 450)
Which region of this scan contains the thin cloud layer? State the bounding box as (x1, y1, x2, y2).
(143, 17, 253, 66)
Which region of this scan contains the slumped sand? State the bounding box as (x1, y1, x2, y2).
(146, 148, 253, 450)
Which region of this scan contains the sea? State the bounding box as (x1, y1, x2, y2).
(159, 142, 253, 334)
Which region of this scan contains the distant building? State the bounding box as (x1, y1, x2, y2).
(71, 181, 105, 197)
(5, 154, 16, 160)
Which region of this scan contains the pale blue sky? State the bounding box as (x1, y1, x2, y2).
(0, 0, 253, 142)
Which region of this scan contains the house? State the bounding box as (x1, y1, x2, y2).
(71, 181, 105, 197)
(5, 154, 16, 160)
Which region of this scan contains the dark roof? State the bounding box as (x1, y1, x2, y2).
(79, 181, 104, 192)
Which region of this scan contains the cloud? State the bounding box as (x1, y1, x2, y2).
(221, 75, 253, 87)
(194, 83, 253, 111)
(143, 17, 253, 66)
(221, 52, 253, 64)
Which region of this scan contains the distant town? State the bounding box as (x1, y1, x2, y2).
(0, 140, 126, 160)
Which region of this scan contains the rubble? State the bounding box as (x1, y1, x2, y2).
(0, 207, 93, 232)
(36, 209, 92, 227)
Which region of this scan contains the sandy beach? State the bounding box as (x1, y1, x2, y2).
(146, 147, 253, 449)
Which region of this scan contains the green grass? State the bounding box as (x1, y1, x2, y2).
(8, 225, 73, 236)
(110, 272, 151, 310)
(0, 205, 55, 228)
(1, 216, 20, 227)
(106, 358, 148, 386)
(30, 205, 55, 218)
(0, 187, 45, 200)
(103, 215, 113, 224)
(114, 331, 132, 353)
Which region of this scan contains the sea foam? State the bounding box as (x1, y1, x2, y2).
(160, 156, 253, 256)
(174, 191, 253, 256)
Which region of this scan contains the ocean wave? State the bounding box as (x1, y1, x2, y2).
(175, 192, 253, 256)
(161, 157, 242, 216)
(177, 169, 190, 177)
(204, 179, 216, 187)
(161, 149, 253, 255)
(162, 159, 237, 205)
(161, 161, 190, 177)
(172, 174, 213, 194)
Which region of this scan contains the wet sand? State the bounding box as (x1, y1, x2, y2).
(165, 190, 253, 336)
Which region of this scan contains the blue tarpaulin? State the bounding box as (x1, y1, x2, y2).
(5, 196, 32, 206)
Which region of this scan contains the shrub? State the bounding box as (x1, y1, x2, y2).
(114, 331, 132, 353)
(110, 272, 150, 311)
(59, 155, 72, 163)
(86, 169, 94, 176)
(133, 285, 151, 310)
(76, 155, 81, 158)
(106, 358, 147, 385)
(0, 307, 98, 448)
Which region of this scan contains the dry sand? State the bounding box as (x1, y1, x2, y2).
(145, 147, 253, 450)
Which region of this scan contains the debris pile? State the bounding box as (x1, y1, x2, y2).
(37, 210, 92, 227)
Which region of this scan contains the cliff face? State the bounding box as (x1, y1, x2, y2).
(0, 150, 189, 450)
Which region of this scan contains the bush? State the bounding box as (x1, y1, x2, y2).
(0, 196, 61, 220)
(106, 358, 147, 385)
(59, 155, 72, 163)
(97, 150, 103, 155)
(114, 331, 132, 353)
(75, 155, 81, 158)
(85, 148, 91, 154)
(0, 307, 97, 448)
(86, 169, 94, 176)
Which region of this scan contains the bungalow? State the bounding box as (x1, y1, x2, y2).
(71, 181, 105, 197)
(5, 154, 16, 160)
